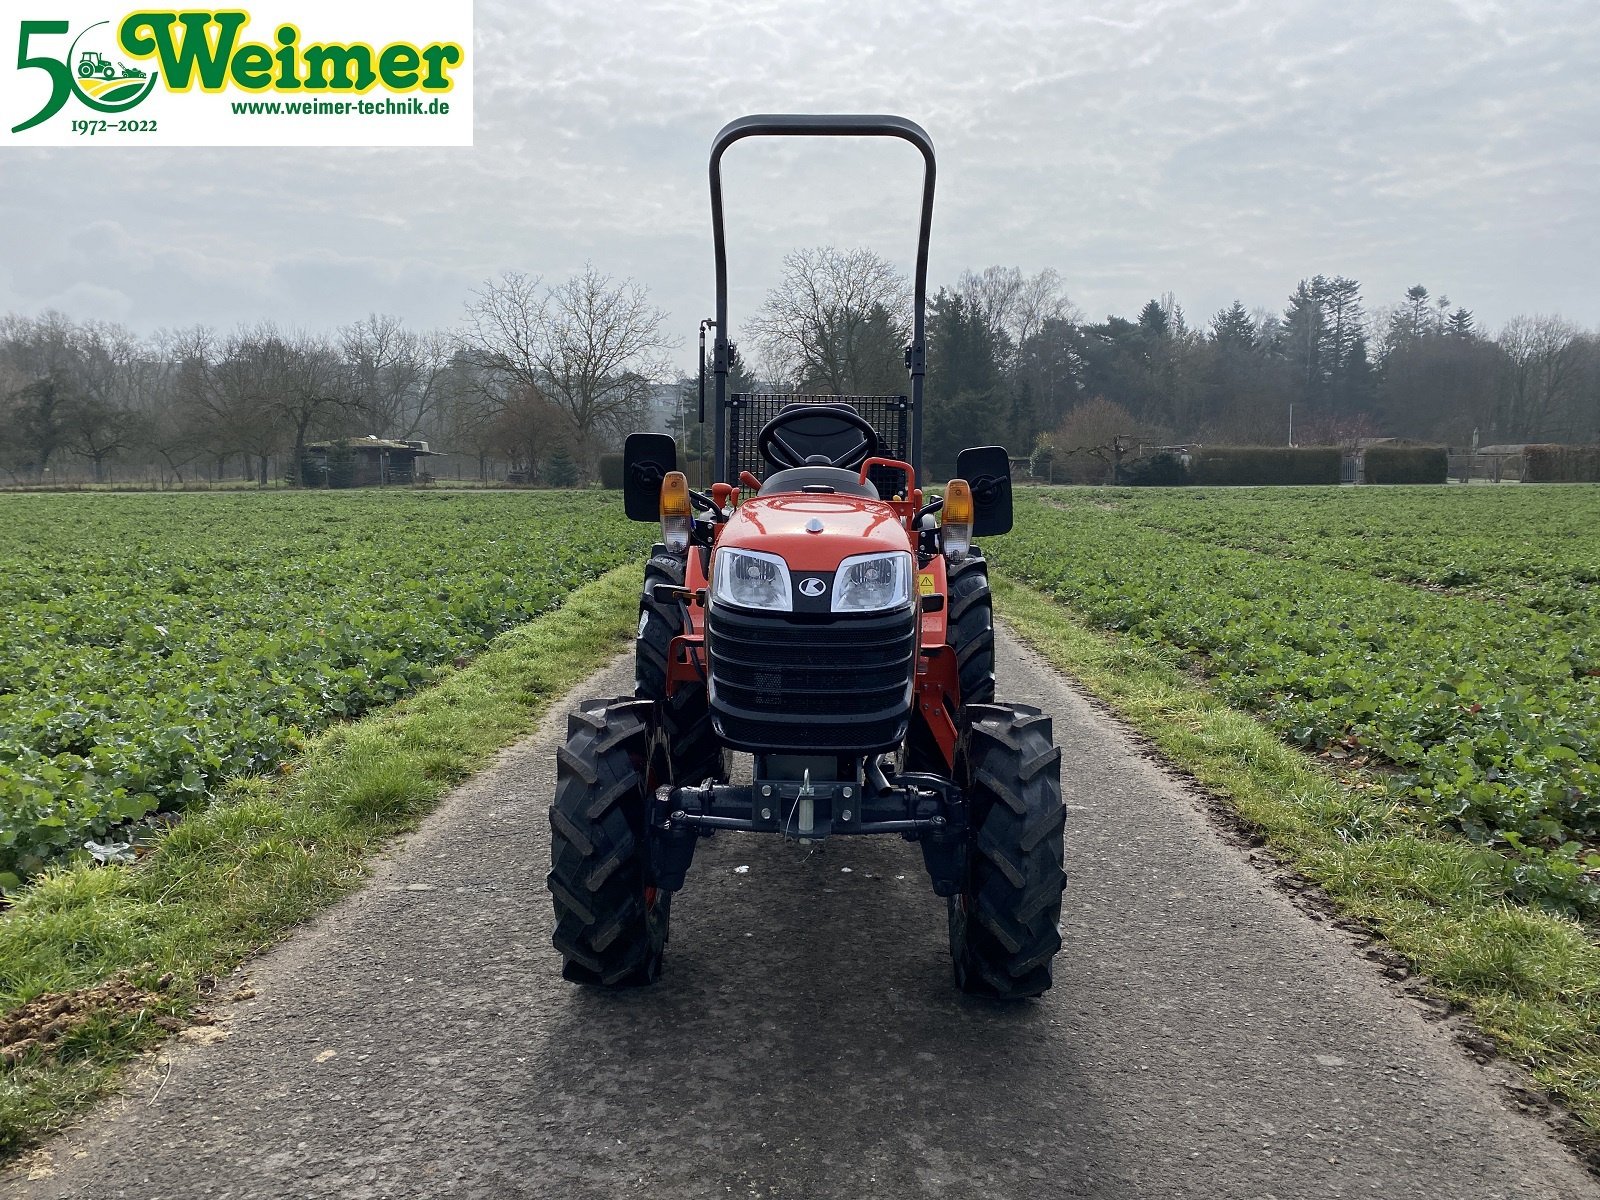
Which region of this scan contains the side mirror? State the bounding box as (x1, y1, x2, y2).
(623, 433, 678, 521)
(955, 445, 1012, 536)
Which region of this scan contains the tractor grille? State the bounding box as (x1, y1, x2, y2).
(727, 393, 911, 498)
(706, 602, 917, 754)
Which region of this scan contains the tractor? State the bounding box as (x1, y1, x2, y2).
(547, 114, 1066, 998)
(77, 51, 117, 80)
(77, 52, 145, 81)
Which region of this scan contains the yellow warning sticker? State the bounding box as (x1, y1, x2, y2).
(917, 572, 936, 596)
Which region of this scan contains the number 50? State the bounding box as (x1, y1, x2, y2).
(12, 21, 71, 134)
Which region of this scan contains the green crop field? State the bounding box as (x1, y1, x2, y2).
(5, 485, 1597, 913)
(0, 492, 650, 888)
(998, 486, 1600, 916)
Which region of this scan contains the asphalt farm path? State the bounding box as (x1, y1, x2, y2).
(9, 626, 1597, 1200)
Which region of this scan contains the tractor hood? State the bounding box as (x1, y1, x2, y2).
(718, 494, 911, 571)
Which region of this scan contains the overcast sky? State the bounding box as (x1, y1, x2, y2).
(3, 0, 1597, 371)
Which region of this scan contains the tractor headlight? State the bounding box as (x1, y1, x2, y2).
(832, 551, 912, 613)
(711, 547, 793, 612)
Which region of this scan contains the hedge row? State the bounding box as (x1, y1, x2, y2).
(1363, 445, 1447, 484)
(1123, 447, 1343, 487)
(1525, 444, 1600, 483)
(598, 452, 715, 490)
(1188, 446, 1342, 486)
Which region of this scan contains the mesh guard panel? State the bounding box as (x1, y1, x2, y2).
(727, 394, 911, 498)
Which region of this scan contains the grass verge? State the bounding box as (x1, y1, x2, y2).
(993, 574, 1600, 1145)
(0, 563, 641, 1158)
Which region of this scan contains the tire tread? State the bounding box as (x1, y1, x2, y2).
(547, 698, 669, 986)
(949, 701, 1066, 999)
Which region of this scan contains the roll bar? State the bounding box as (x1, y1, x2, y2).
(708, 114, 937, 482)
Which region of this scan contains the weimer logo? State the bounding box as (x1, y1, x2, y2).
(117, 13, 463, 95)
(4, 4, 473, 147)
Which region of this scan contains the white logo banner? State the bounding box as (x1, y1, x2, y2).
(1, 2, 473, 146)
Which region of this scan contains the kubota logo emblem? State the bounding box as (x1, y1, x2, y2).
(799, 577, 827, 598)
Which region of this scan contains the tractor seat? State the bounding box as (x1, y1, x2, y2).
(757, 466, 879, 499)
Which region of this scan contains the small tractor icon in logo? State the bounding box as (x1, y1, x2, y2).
(78, 51, 146, 81)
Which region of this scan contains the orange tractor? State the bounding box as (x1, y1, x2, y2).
(547, 115, 1065, 998)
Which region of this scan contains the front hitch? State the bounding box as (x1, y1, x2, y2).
(645, 771, 968, 897)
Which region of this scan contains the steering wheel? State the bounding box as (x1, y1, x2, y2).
(756, 405, 880, 470)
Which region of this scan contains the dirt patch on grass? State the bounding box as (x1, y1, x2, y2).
(0, 975, 174, 1068)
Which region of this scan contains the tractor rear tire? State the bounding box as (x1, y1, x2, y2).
(949, 702, 1065, 999)
(635, 547, 727, 786)
(547, 698, 671, 986)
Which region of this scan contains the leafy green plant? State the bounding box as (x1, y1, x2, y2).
(0, 492, 651, 886)
(1000, 487, 1600, 914)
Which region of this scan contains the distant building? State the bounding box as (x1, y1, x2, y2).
(304, 437, 439, 487)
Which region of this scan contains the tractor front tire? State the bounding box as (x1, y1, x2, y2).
(547, 698, 670, 986)
(948, 549, 996, 709)
(903, 549, 995, 774)
(949, 702, 1065, 999)
(635, 547, 727, 786)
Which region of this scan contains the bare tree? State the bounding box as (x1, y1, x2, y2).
(0, 312, 80, 478)
(342, 313, 416, 436)
(491, 383, 569, 479)
(274, 329, 352, 481)
(1048, 396, 1146, 484)
(460, 269, 542, 399)
(958, 266, 1079, 355)
(59, 321, 150, 482)
(1494, 315, 1586, 441)
(747, 246, 911, 395)
(137, 326, 216, 484)
(434, 353, 503, 481)
(163, 324, 247, 480)
(461, 265, 672, 472)
(401, 329, 456, 441)
(0, 314, 162, 483)
(341, 314, 453, 439)
(0, 352, 27, 483)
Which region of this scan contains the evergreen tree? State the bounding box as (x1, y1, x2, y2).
(1446, 307, 1477, 340)
(1202, 300, 1287, 442)
(927, 289, 1002, 402)
(1278, 278, 1326, 418)
(1014, 316, 1085, 439)
(1277, 275, 1372, 420)
(1136, 299, 1169, 339)
(924, 289, 1006, 470)
(544, 444, 579, 487)
(1322, 275, 1372, 414)
(1388, 284, 1433, 348)
(1210, 301, 1257, 351)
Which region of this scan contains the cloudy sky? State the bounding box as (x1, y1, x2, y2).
(4, 0, 1597, 370)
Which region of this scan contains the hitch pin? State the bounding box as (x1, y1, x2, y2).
(799, 769, 815, 835)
